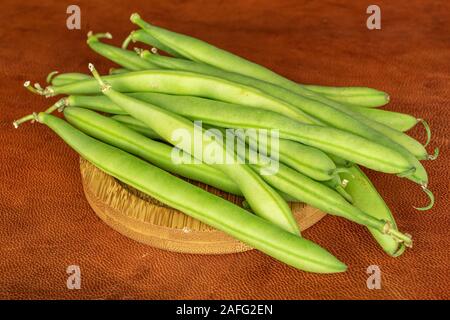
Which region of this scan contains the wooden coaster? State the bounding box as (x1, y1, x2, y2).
(80, 157, 326, 254)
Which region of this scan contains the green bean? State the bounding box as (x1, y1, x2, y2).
(88, 64, 300, 235)
(109, 68, 130, 75)
(14, 112, 345, 273)
(63, 106, 241, 195)
(47, 72, 92, 87)
(326, 153, 353, 168)
(111, 114, 160, 139)
(55, 93, 413, 175)
(340, 166, 406, 257)
(303, 85, 390, 108)
(86, 32, 156, 71)
(344, 105, 418, 132)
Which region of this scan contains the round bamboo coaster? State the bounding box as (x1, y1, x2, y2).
(80, 157, 326, 254)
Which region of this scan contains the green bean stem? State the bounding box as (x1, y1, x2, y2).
(122, 29, 184, 58)
(86, 31, 157, 71)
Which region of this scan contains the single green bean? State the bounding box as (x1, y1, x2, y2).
(111, 114, 160, 139)
(344, 105, 418, 132)
(109, 68, 130, 75)
(340, 166, 406, 257)
(88, 64, 300, 235)
(16, 112, 345, 273)
(48, 72, 92, 87)
(303, 85, 390, 108)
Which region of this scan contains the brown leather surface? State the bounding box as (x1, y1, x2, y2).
(1, 0, 449, 299)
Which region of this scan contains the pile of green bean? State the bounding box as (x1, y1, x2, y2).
(15, 13, 439, 273)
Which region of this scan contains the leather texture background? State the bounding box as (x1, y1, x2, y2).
(0, 0, 449, 299)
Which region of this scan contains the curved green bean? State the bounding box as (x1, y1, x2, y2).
(48, 72, 92, 87)
(16, 112, 345, 273)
